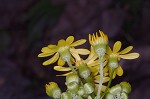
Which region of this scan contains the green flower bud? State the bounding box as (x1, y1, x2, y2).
(109, 54, 118, 69)
(105, 93, 114, 99)
(78, 62, 91, 79)
(110, 84, 121, 95)
(120, 82, 132, 94)
(61, 92, 71, 99)
(58, 46, 71, 62)
(45, 82, 61, 98)
(94, 44, 106, 57)
(78, 87, 85, 96)
(84, 83, 94, 94)
(120, 92, 128, 99)
(66, 73, 80, 84)
(67, 81, 79, 93)
(84, 76, 95, 86)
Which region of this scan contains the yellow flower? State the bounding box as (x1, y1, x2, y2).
(54, 47, 110, 92)
(89, 30, 108, 57)
(106, 41, 140, 78)
(38, 36, 90, 66)
(53, 47, 100, 76)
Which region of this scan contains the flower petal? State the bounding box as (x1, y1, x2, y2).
(58, 39, 66, 47)
(87, 60, 99, 67)
(48, 44, 57, 49)
(70, 39, 86, 47)
(106, 46, 112, 54)
(118, 46, 133, 54)
(86, 46, 97, 60)
(38, 52, 54, 57)
(54, 66, 71, 71)
(57, 57, 65, 66)
(66, 36, 74, 46)
(56, 72, 73, 76)
(113, 41, 122, 53)
(43, 53, 59, 65)
(70, 48, 90, 55)
(119, 53, 140, 59)
(71, 52, 81, 61)
(41, 47, 56, 53)
(89, 34, 92, 45)
(116, 65, 123, 76)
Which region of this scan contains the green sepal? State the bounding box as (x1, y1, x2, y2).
(67, 81, 79, 94)
(66, 73, 80, 84)
(110, 84, 121, 95)
(120, 82, 132, 94)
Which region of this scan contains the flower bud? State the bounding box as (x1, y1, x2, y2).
(120, 92, 128, 99)
(78, 61, 91, 79)
(66, 73, 80, 84)
(110, 84, 121, 95)
(108, 54, 118, 69)
(84, 83, 94, 94)
(120, 82, 132, 94)
(58, 46, 71, 62)
(105, 93, 114, 99)
(45, 82, 61, 98)
(93, 44, 106, 57)
(67, 81, 79, 93)
(61, 92, 71, 99)
(78, 86, 85, 96)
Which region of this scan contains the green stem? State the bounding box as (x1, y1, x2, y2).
(66, 59, 77, 74)
(101, 68, 114, 99)
(96, 56, 103, 99)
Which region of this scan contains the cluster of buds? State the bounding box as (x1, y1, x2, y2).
(38, 30, 139, 99)
(46, 61, 95, 99)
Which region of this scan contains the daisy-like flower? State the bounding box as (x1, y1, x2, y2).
(38, 36, 90, 66)
(89, 30, 108, 57)
(53, 47, 100, 76)
(106, 41, 140, 78)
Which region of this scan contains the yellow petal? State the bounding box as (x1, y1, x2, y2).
(70, 48, 90, 55)
(66, 36, 74, 46)
(103, 77, 110, 83)
(41, 47, 51, 53)
(88, 60, 99, 67)
(71, 52, 81, 61)
(94, 76, 109, 83)
(86, 46, 96, 60)
(103, 66, 109, 73)
(116, 65, 123, 76)
(118, 46, 133, 54)
(106, 46, 112, 54)
(54, 66, 71, 71)
(119, 53, 140, 59)
(48, 44, 57, 49)
(70, 39, 86, 47)
(112, 71, 116, 79)
(90, 67, 99, 76)
(99, 30, 104, 37)
(57, 57, 65, 66)
(38, 52, 54, 57)
(56, 72, 73, 76)
(101, 85, 107, 92)
(43, 53, 59, 65)
(58, 39, 66, 47)
(113, 41, 122, 53)
(89, 34, 92, 45)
